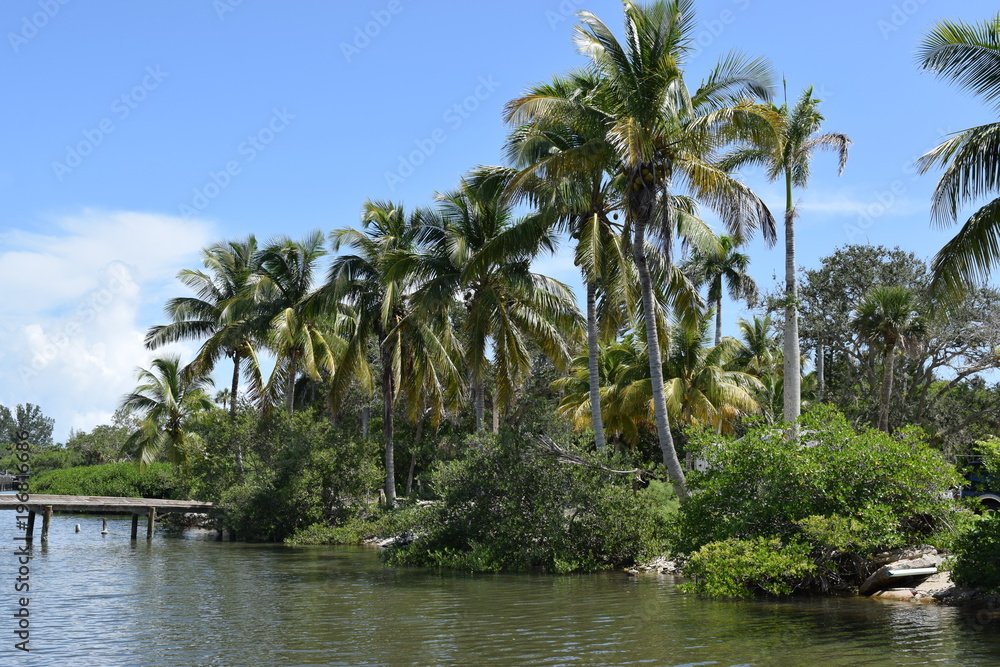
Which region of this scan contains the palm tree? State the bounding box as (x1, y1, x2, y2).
(917, 13, 1000, 298)
(851, 286, 924, 432)
(721, 85, 849, 426)
(556, 312, 761, 447)
(504, 69, 625, 452)
(413, 168, 583, 431)
(120, 356, 214, 469)
(734, 315, 782, 378)
(326, 202, 460, 507)
(553, 334, 651, 448)
(661, 310, 762, 436)
(145, 236, 262, 421)
(252, 231, 338, 412)
(516, 1, 777, 497)
(683, 234, 758, 346)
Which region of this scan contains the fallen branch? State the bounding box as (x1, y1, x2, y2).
(533, 436, 657, 481)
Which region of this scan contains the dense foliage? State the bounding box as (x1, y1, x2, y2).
(682, 537, 816, 598)
(386, 429, 672, 573)
(189, 409, 382, 541)
(31, 463, 186, 499)
(799, 245, 1000, 448)
(950, 514, 1000, 593)
(676, 406, 963, 593)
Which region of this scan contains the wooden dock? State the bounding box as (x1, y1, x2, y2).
(0, 494, 216, 543)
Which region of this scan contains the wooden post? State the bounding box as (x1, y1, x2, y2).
(41, 506, 53, 542)
(146, 507, 156, 540)
(25, 511, 35, 544)
(131, 514, 139, 540)
(216, 527, 223, 541)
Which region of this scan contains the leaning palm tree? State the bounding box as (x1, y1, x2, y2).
(510, 1, 777, 497)
(917, 13, 1000, 298)
(721, 85, 849, 426)
(120, 355, 214, 469)
(683, 234, 758, 346)
(851, 286, 924, 432)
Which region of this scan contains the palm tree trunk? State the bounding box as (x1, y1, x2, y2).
(361, 406, 370, 439)
(586, 280, 607, 452)
(230, 352, 241, 419)
(632, 209, 688, 499)
(816, 340, 825, 401)
(714, 296, 723, 347)
(492, 388, 499, 434)
(382, 352, 396, 508)
(406, 411, 424, 497)
(878, 342, 896, 432)
(230, 351, 244, 480)
(286, 355, 297, 413)
(783, 172, 802, 428)
(474, 381, 485, 432)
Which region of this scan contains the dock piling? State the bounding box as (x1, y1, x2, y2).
(146, 507, 156, 540)
(41, 506, 53, 542)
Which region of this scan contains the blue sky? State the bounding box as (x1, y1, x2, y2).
(1, 0, 997, 442)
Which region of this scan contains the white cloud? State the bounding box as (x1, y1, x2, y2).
(0, 210, 213, 443)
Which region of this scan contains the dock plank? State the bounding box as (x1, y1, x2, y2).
(0, 494, 215, 514)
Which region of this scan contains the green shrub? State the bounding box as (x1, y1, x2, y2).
(677, 406, 961, 555)
(386, 430, 670, 573)
(951, 514, 1000, 592)
(674, 406, 963, 595)
(286, 504, 425, 546)
(207, 410, 382, 541)
(682, 537, 816, 598)
(30, 462, 187, 498)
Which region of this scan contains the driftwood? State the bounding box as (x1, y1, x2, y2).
(533, 436, 656, 482)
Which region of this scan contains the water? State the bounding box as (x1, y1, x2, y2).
(1, 514, 999, 665)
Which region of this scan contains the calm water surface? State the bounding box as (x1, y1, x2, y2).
(0, 514, 999, 665)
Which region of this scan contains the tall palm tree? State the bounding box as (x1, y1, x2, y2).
(503, 69, 627, 452)
(512, 0, 777, 497)
(326, 202, 460, 507)
(851, 286, 924, 432)
(683, 234, 758, 346)
(917, 13, 1000, 298)
(120, 355, 214, 469)
(252, 231, 338, 412)
(145, 236, 262, 421)
(721, 85, 849, 426)
(413, 168, 583, 431)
